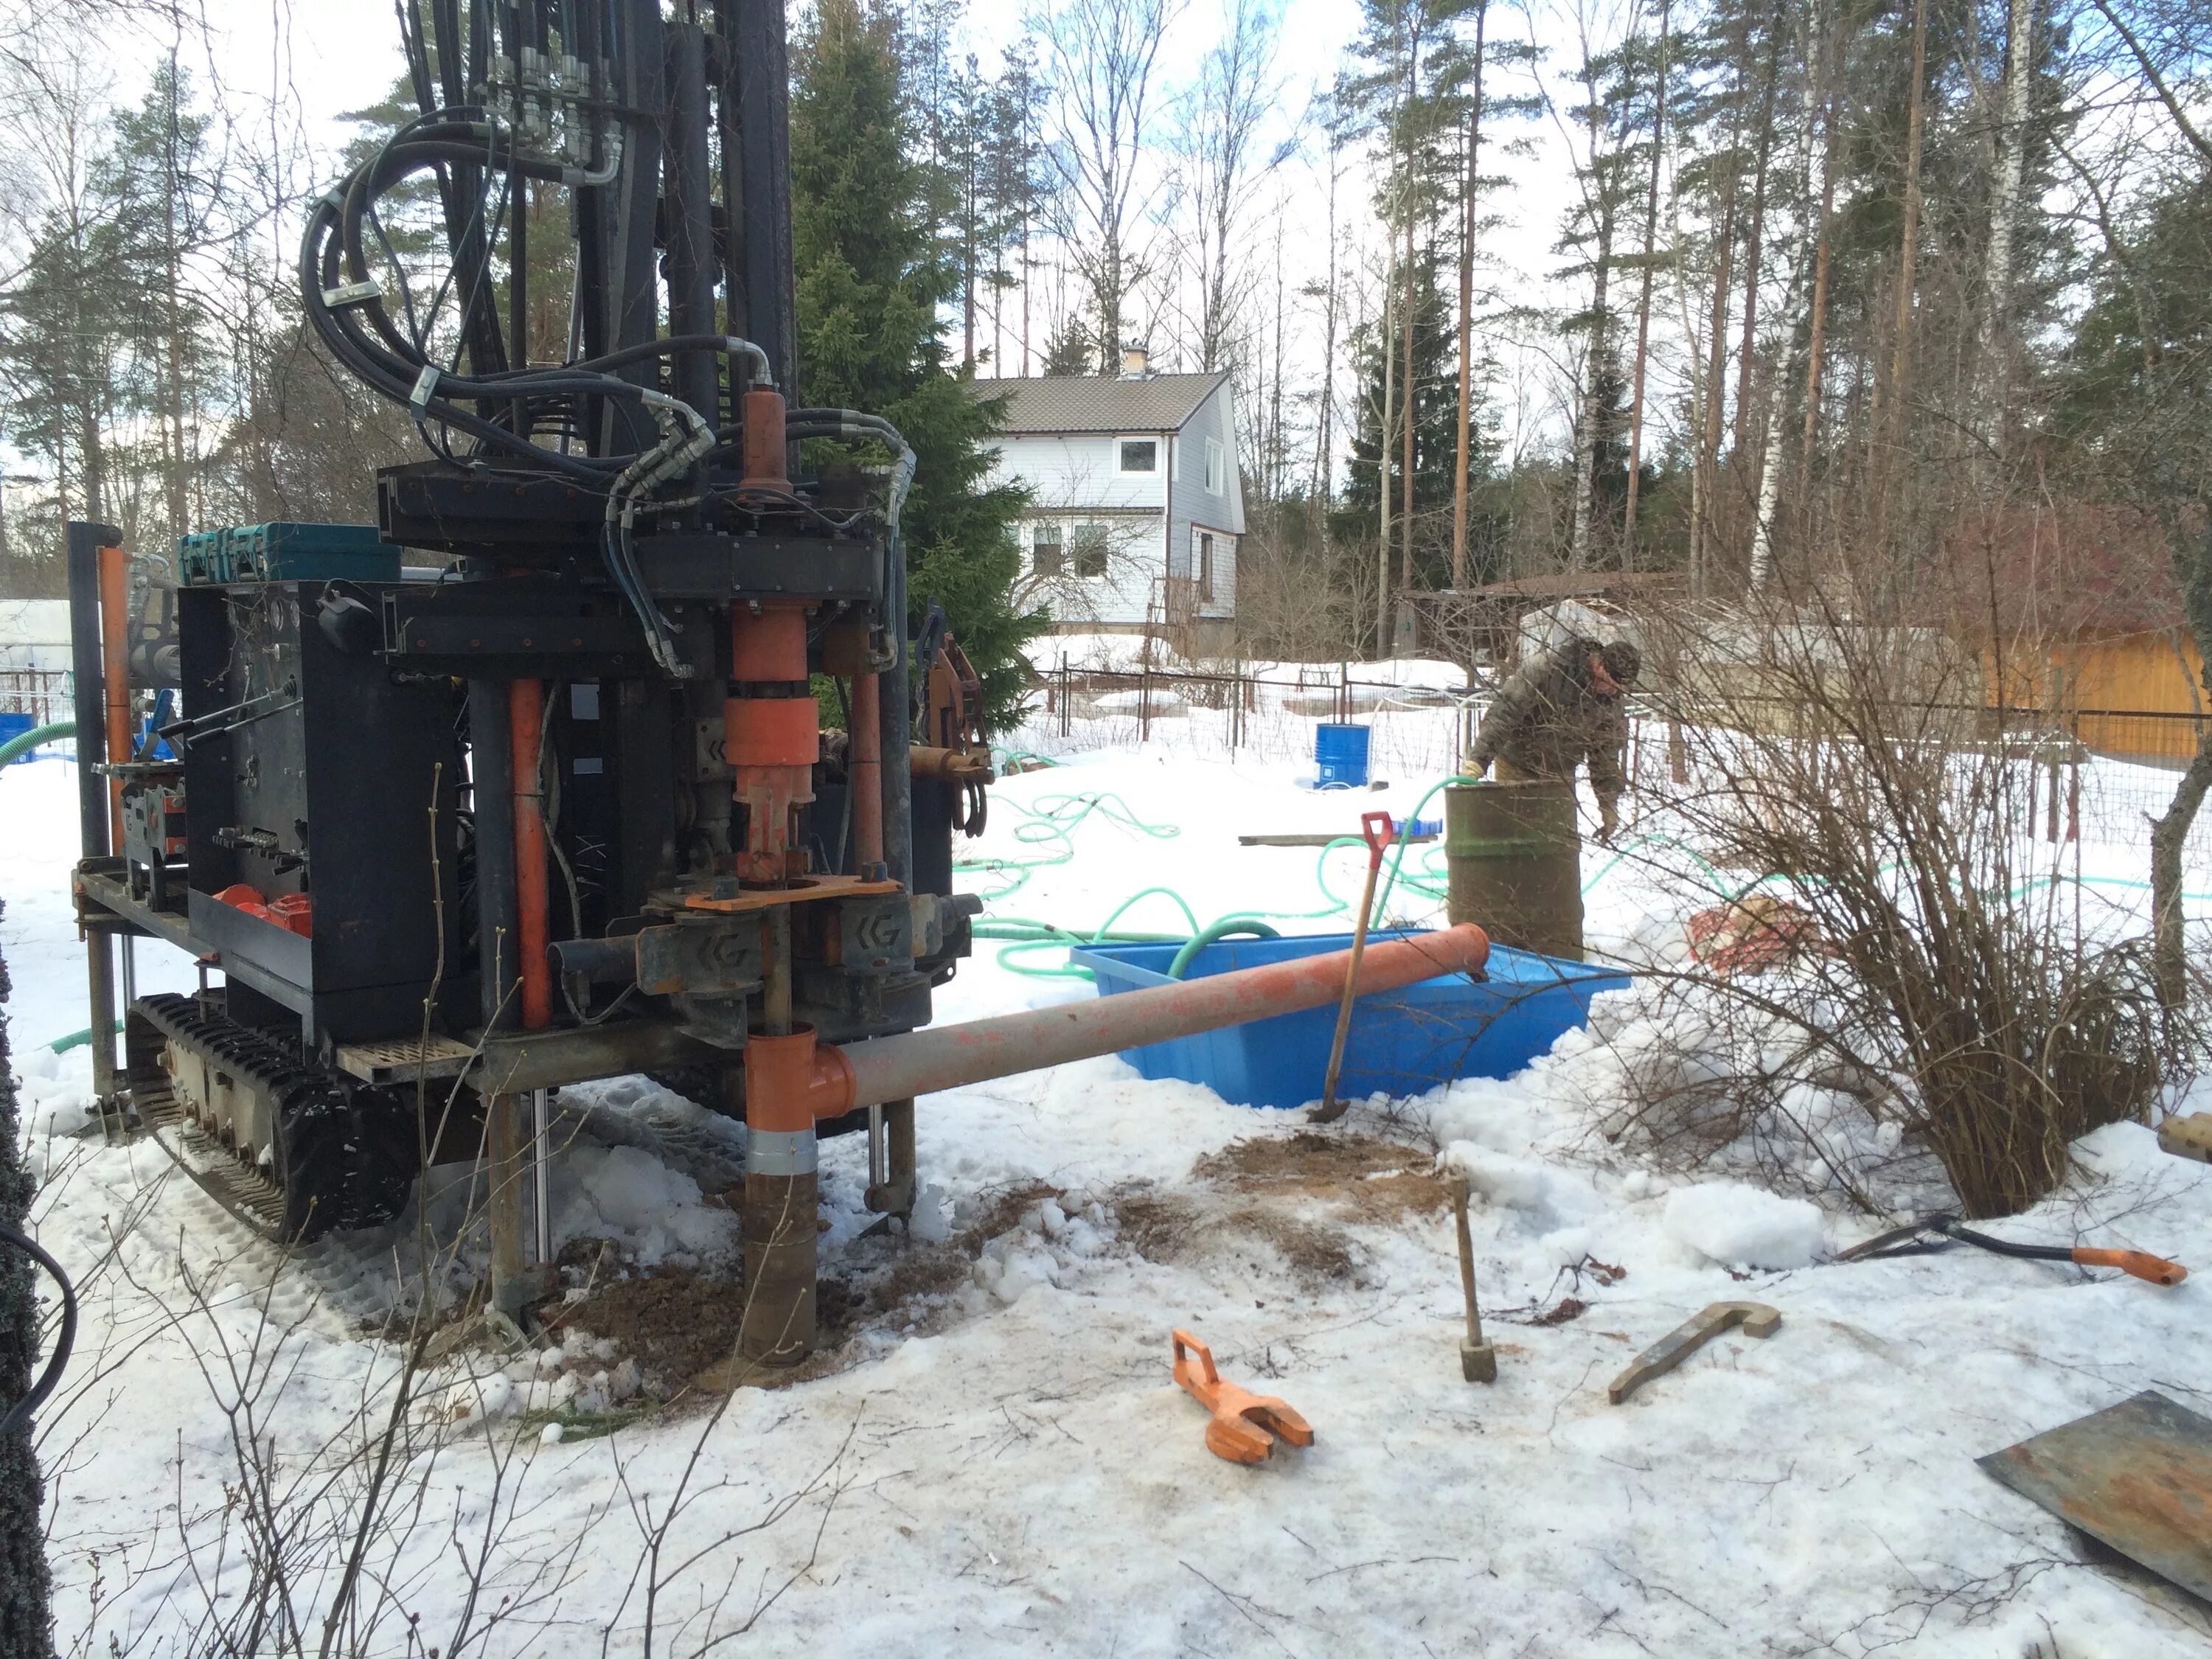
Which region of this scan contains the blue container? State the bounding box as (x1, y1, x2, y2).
(0, 712, 34, 762)
(1070, 932, 1630, 1110)
(1314, 723, 1371, 788)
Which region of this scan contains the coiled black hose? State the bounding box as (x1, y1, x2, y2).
(0, 1225, 75, 1439)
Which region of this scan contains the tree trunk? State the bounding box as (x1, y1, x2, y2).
(1799, 25, 1842, 498)
(1451, 0, 1489, 591)
(1747, 112, 1818, 588)
(1882, 0, 1932, 475)
(1733, 15, 1784, 467)
(1622, 0, 1670, 563)
(1315, 156, 1339, 509)
(1379, 251, 1395, 657)
(1691, 164, 1740, 594)
(1972, 0, 2034, 466)
(1401, 214, 1416, 594)
(2154, 507, 2212, 1009)
(1568, 231, 1613, 571)
(2152, 735, 2212, 1009)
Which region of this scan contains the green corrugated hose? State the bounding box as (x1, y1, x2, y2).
(49, 1020, 120, 1054)
(0, 720, 74, 769)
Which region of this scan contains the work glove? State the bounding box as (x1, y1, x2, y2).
(1598, 797, 1620, 844)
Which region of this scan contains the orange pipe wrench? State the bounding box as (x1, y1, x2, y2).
(1172, 1329, 1314, 1465)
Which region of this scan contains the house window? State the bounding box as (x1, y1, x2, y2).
(1032, 522, 1064, 576)
(1118, 437, 1158, 474)
(1205, 438, 1225, 495)
(1198, 532, 1215, 600)
(1071, 523, 1110, 577)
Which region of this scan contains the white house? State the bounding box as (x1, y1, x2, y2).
(971, 354, 1245, 647)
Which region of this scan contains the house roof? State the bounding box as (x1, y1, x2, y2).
(969, 372, 1228, 435)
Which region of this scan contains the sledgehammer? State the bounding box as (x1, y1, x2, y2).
(1451, 1174, 1498, 1382)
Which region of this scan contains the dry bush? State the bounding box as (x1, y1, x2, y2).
(1630, 580, 2202, 1217)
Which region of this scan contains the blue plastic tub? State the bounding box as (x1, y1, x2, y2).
(1069, 931, 1630, 1109)
(1313, 723, 1370, 788)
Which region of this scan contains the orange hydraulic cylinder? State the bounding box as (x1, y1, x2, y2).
(740, 388, 789, 492)
(99, 540, 131, 846)
(509, 678, 554, 1029)
(849, 672, 883, 869)
(726, 604, 818, 885)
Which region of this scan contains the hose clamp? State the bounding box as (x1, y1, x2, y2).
(745, 1127, 817, 1178)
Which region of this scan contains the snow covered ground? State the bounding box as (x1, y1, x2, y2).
(9, 723, 2212, 1655)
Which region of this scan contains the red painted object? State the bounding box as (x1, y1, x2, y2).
(212, 883, 313, 937)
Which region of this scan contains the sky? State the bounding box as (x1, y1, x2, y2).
(63, 0, 1605, 485)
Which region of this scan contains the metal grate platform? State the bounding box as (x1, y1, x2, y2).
(335, 1033, 478, 1086)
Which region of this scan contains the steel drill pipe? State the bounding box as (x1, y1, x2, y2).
(810, 924, 1491, 1114)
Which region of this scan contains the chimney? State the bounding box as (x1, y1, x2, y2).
(1119, 343, 1152, 379)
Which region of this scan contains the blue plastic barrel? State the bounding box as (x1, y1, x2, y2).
(1314, 723, 1371, 788)
(0, 712, 32, 762)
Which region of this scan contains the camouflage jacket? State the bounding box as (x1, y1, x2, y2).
(1468, 646, 1629, 799)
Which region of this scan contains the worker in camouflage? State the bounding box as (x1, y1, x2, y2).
(1467, 636, 1641, 842)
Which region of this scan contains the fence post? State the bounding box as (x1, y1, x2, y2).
(1140, 662, 1152, 742)
(1060, 660, 1071, 738)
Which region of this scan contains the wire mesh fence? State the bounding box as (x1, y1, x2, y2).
(0, 669, 69, 726)
(1002, 664, 2212, 865)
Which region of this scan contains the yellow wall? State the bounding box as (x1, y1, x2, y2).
(1996, 630, 2208, 763)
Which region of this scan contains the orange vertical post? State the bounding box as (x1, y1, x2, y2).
(509, 678, 554, 1029)
(98, 541, 131, 847)
(850, 671, 883, 869)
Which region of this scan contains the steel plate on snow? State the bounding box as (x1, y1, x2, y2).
(1978, 1390, 2212, 1601)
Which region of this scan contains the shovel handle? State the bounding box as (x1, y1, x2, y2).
(1360, 812, 1396, 866)
(2073, 1248, 2187, 1286)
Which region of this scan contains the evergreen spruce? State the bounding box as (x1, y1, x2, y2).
(792, 0, 1044, 726)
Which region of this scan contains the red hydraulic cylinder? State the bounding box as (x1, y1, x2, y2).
(769, 925, 1493, 1120)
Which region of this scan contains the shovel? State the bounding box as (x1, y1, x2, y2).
(1312, 810, 1395, 1124)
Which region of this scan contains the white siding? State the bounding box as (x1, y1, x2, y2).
(986, 433, 1167, 512)
(1166, 383, 1243, 619)
(984, 377, 1247, 627)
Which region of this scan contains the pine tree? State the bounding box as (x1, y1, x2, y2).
(792, 0, 1045, 726)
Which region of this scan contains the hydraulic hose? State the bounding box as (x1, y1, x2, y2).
(0, 1224, 76, 1438)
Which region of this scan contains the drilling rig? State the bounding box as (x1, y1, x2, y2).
(67, 0, 1486, 1368)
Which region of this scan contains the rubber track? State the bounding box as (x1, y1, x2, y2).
(127, 993, 400, 1244)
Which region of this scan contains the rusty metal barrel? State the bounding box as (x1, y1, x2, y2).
(1444, 781, 1584, 961)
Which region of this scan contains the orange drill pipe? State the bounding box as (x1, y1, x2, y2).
(98, 540, 131, 847)
(509, 678, 554, 1030)
(751, 925, 1494, 1124)
(849, 671, 883, 869)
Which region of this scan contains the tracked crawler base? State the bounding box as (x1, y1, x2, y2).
(125, 993, 418, 1244)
